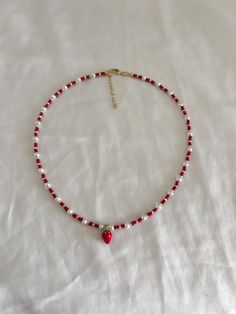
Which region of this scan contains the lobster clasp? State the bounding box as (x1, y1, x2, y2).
(106, 68, 131, 77)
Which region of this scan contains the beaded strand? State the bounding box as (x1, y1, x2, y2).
(33, 69, 193, 244)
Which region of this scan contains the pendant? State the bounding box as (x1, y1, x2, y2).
(102, 225, 112, 244)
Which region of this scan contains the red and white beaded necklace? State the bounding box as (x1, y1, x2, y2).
(33, 68, 193, 244)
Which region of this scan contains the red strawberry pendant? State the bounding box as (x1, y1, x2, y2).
(102, 226, 112, 244)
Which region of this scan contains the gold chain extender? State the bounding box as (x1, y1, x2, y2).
(105, 68, 132, 109)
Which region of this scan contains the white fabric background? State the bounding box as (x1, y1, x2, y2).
(0, 0, 236, 313)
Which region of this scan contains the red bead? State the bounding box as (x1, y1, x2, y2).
(180, 171, 184, 176)
(145, 77, 150, 82)
(43, 178, 48, 184)
(94, 223, 99, 228)
(152, 207, 157, 212)
(150, 80, 155, 85)
(132, 73, 138, 78)
(52, 193, 57, 198)
(138, 75, 142, 79)
(163, 87, 168, 93)
(131, 220, 137, 225)
(188, 141, 192, 146)
(64, 206, 69, 212)
(137, 217, 142, 223)
(102, 230, 112, 244)
(48, 188, 53, 193)
(186, 156, 190, 161)
(95, 72, 100, 77)
(86, 75, 90, 79)
(171, 93, 175, 99)
(58, 88, 63, 94)
(41, 173, 46, 179)
(147, 211, 153, 216)
(175, 98, 179, 103)
(159, 84, 164, 89)
(183, 165, 186, 171)
(66, 83, 72, 88)
(121, 224, 125, 228)
(60, 202, 65, 207)
(114, 225, 120, 230)
(187, 151, 191, 157)
(77, 217, 83, 222)
(172, 185, 177, 191)
(48, 99, 52, 104)
(187, 126, 191, 131)
(188, 135, 192, 141)
(100, 72, 106, 76)
(72, 213, 78, 219)
(71, 80, 76, 85)
(165, 194, 170, 200)
(161, 199, 166, 205)
(35, 127, 39, 132)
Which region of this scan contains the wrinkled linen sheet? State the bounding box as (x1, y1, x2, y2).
(0, 0, 236, 313)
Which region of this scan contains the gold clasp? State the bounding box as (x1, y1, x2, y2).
(106, 68, 131, 77)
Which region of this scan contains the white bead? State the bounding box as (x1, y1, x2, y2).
(188, 132, 193, 136)
(125, 223, 131, 229)
(184, 161, 190, 167)
(41, 107, 47, 112)
(110, 225, 114, 230)
(158, 204, 163, 210)
(33, 137, 39, 142)
(51, 95, 56, 100)
(188, 147, 193, 152)
(55, 197, 61, 203)
(90, 73, 96, 78)
(141, 215, 148, 221)
(45, 183, 51, 188)
(67, 210, 73, 215)
(34, 153, 40, 158)
(76, 77, 81, 82)
(35, 121, 41, 127)
(82, 219, 88, 225)
(142, 76, 146, 80)
(38, 168, 45, 173)
(179, 177, 183, 182)
(99, 224, 104, 230)
(63, 85, 68, 91)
